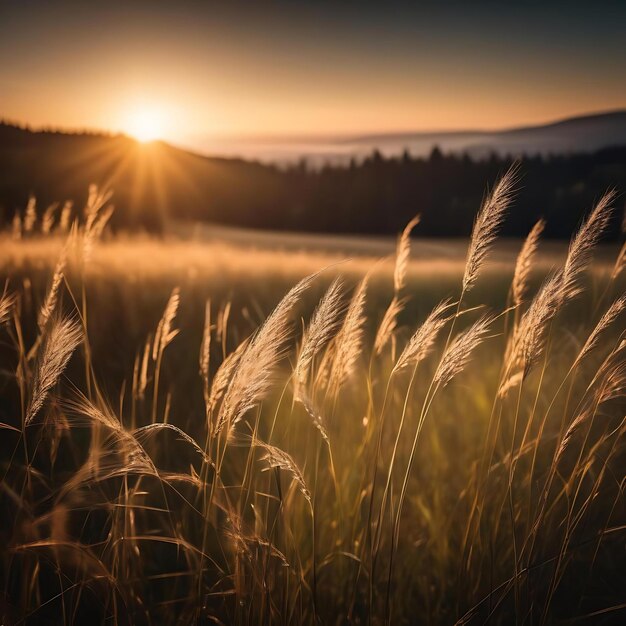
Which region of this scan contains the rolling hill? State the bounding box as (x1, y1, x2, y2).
(0, 123, 289, 231)
(196, 110, 626, 164)
(1, 112, 625, 239)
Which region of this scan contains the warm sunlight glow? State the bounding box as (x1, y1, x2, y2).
(125, 107, 165, 142)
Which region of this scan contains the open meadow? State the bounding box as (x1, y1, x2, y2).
(3, 2, 626, 624)
(0, 179, 625, 625)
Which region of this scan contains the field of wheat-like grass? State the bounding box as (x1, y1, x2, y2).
(1, 175, 625, 625)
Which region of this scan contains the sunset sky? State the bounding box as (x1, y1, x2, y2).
(2, 0, 625, 147)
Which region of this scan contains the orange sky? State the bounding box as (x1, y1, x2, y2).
(2, 2, 625, 146)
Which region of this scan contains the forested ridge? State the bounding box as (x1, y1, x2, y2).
(1, 122, 625, 238)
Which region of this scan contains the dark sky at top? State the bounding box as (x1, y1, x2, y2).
(1, 0, 625, 141)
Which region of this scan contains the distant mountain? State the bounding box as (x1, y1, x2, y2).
(196, 110, 626, 164)
(0, 117, 625, 239)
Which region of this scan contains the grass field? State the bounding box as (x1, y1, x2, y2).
(1, 178, 625, 625)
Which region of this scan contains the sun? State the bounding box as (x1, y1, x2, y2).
(125, 107, 165, 143)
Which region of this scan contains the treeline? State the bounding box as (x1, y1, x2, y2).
(0, 122, 624, 239)
(247, 146, 626, 239)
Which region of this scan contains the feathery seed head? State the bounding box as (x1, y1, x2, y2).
(258, 441, 312, 505)
(295, 277, 344, 391)
(330, 276, 368, 392)
(394, 214, 420, 294)
(393, 299, 453, 374)
(433, 314, 495, 388)
(512, 218, 545, 307)
(216, 274, 314, 435)
(462, 164, 519, 292)
(27, 316, 83, 424)
(562, 191, 615, 300)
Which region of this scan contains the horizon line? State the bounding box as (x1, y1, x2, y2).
(3, 106, 626, 146)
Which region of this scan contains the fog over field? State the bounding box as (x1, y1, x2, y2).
(194, 110, 626, 164)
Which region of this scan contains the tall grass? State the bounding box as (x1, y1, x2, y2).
(0, 178, 624, 625)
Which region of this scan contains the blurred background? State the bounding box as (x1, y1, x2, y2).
(1, 0, 625, 239)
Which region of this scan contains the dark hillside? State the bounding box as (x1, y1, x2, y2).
(1, 122, 625, 238)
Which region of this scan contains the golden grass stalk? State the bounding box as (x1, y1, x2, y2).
(152, 287, 180, 360)
(200, 300, 212, 387)
(393, 214, 420, 294)
(65, 393, 122, 430)
(330, 276, 368, 393)
(134, 422, 213, 467)
(374, 215, 420, 355)
(82, 185, 113, 262)
(24, 196, 37, 233)
(38, 227, 76, 330)
(208, 337, 250, 418)
(505, 271, 564, 380)
(556, 410, 591, 461)
(462, 164, 518, 292)
(150, 287, 180, 423)
(12, 211, 22, 240)
(557, 344, 626, 459)
(433, 314, 495, 388)
(0, 292, 15, 324)
(393, 299, 453, 375)
(26, 316, 82, 424)
(58, 201, 73, 234)
(592, 345, 626, 404)
(562, 191, 615, 299)
(62, 397, 158, 481)
(91, 204, 115, 239)
(216, 301, 232, 351)
(160, 287, 181, 349)
(225, 515, 290, 567)
(497, 371, 525, 398)
(373, 295, 404, 356)
(38, 251, 66, 330)
(512, 218, 545, 307)
(84, 185, 113, 230)
(216, 274, 314, 435)
(504, 194, 616, 392)
(296, 387, 330, 442)
(295, 278, 344, 394)
(41, 202, 59, 236)
(138, 335, 151, 399)
(293, 279, 344, 441)
(257, 440, 312, 505)
(573, 295, 626, 368)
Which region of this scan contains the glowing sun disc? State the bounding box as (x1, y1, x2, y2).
(126, 107, 164, 142)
